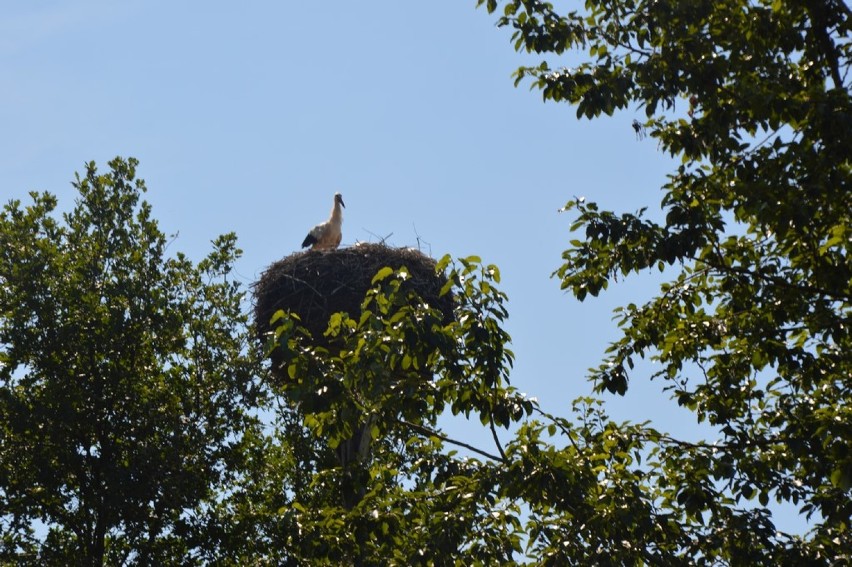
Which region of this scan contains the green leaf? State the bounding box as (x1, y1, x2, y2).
(372, 266, 394, 284)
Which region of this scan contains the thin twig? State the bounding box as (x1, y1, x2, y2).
(396, 419, 506, 463)
(489, 415, 509, 462)
(533, 407, 583, 454)
(362, 229, 394, 245)
(413, 223, 432, 257)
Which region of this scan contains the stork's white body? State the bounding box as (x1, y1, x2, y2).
(302, 193, 345, 250)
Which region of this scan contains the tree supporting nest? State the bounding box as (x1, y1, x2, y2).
(253, 243, 456, 510)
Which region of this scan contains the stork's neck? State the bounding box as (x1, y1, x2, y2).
(330, 202, 343, 224)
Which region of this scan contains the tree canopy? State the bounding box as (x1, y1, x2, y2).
(1, 0, 850, 564)
(0, 158, 259, 564)
(477, 0, 851, 561)
(252, 0, 850, 561)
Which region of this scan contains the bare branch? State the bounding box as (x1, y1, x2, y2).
(396, 419, 506, 463)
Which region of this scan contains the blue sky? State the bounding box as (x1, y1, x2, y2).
(0, 0, 701, 454)
(3, 1, 805, 533)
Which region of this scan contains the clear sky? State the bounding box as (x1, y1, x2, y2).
(2, 1, 804, 533)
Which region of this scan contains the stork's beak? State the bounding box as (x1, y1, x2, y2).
(339, 197, 346, 208)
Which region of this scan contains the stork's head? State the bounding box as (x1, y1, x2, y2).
(334, 192, 345, 208)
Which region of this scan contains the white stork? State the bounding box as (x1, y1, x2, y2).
(301, 192, 345, 250)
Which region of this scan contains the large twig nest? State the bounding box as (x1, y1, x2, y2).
(253, 243, 453, 372)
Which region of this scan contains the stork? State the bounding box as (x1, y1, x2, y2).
(301, 192, 345, 250)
